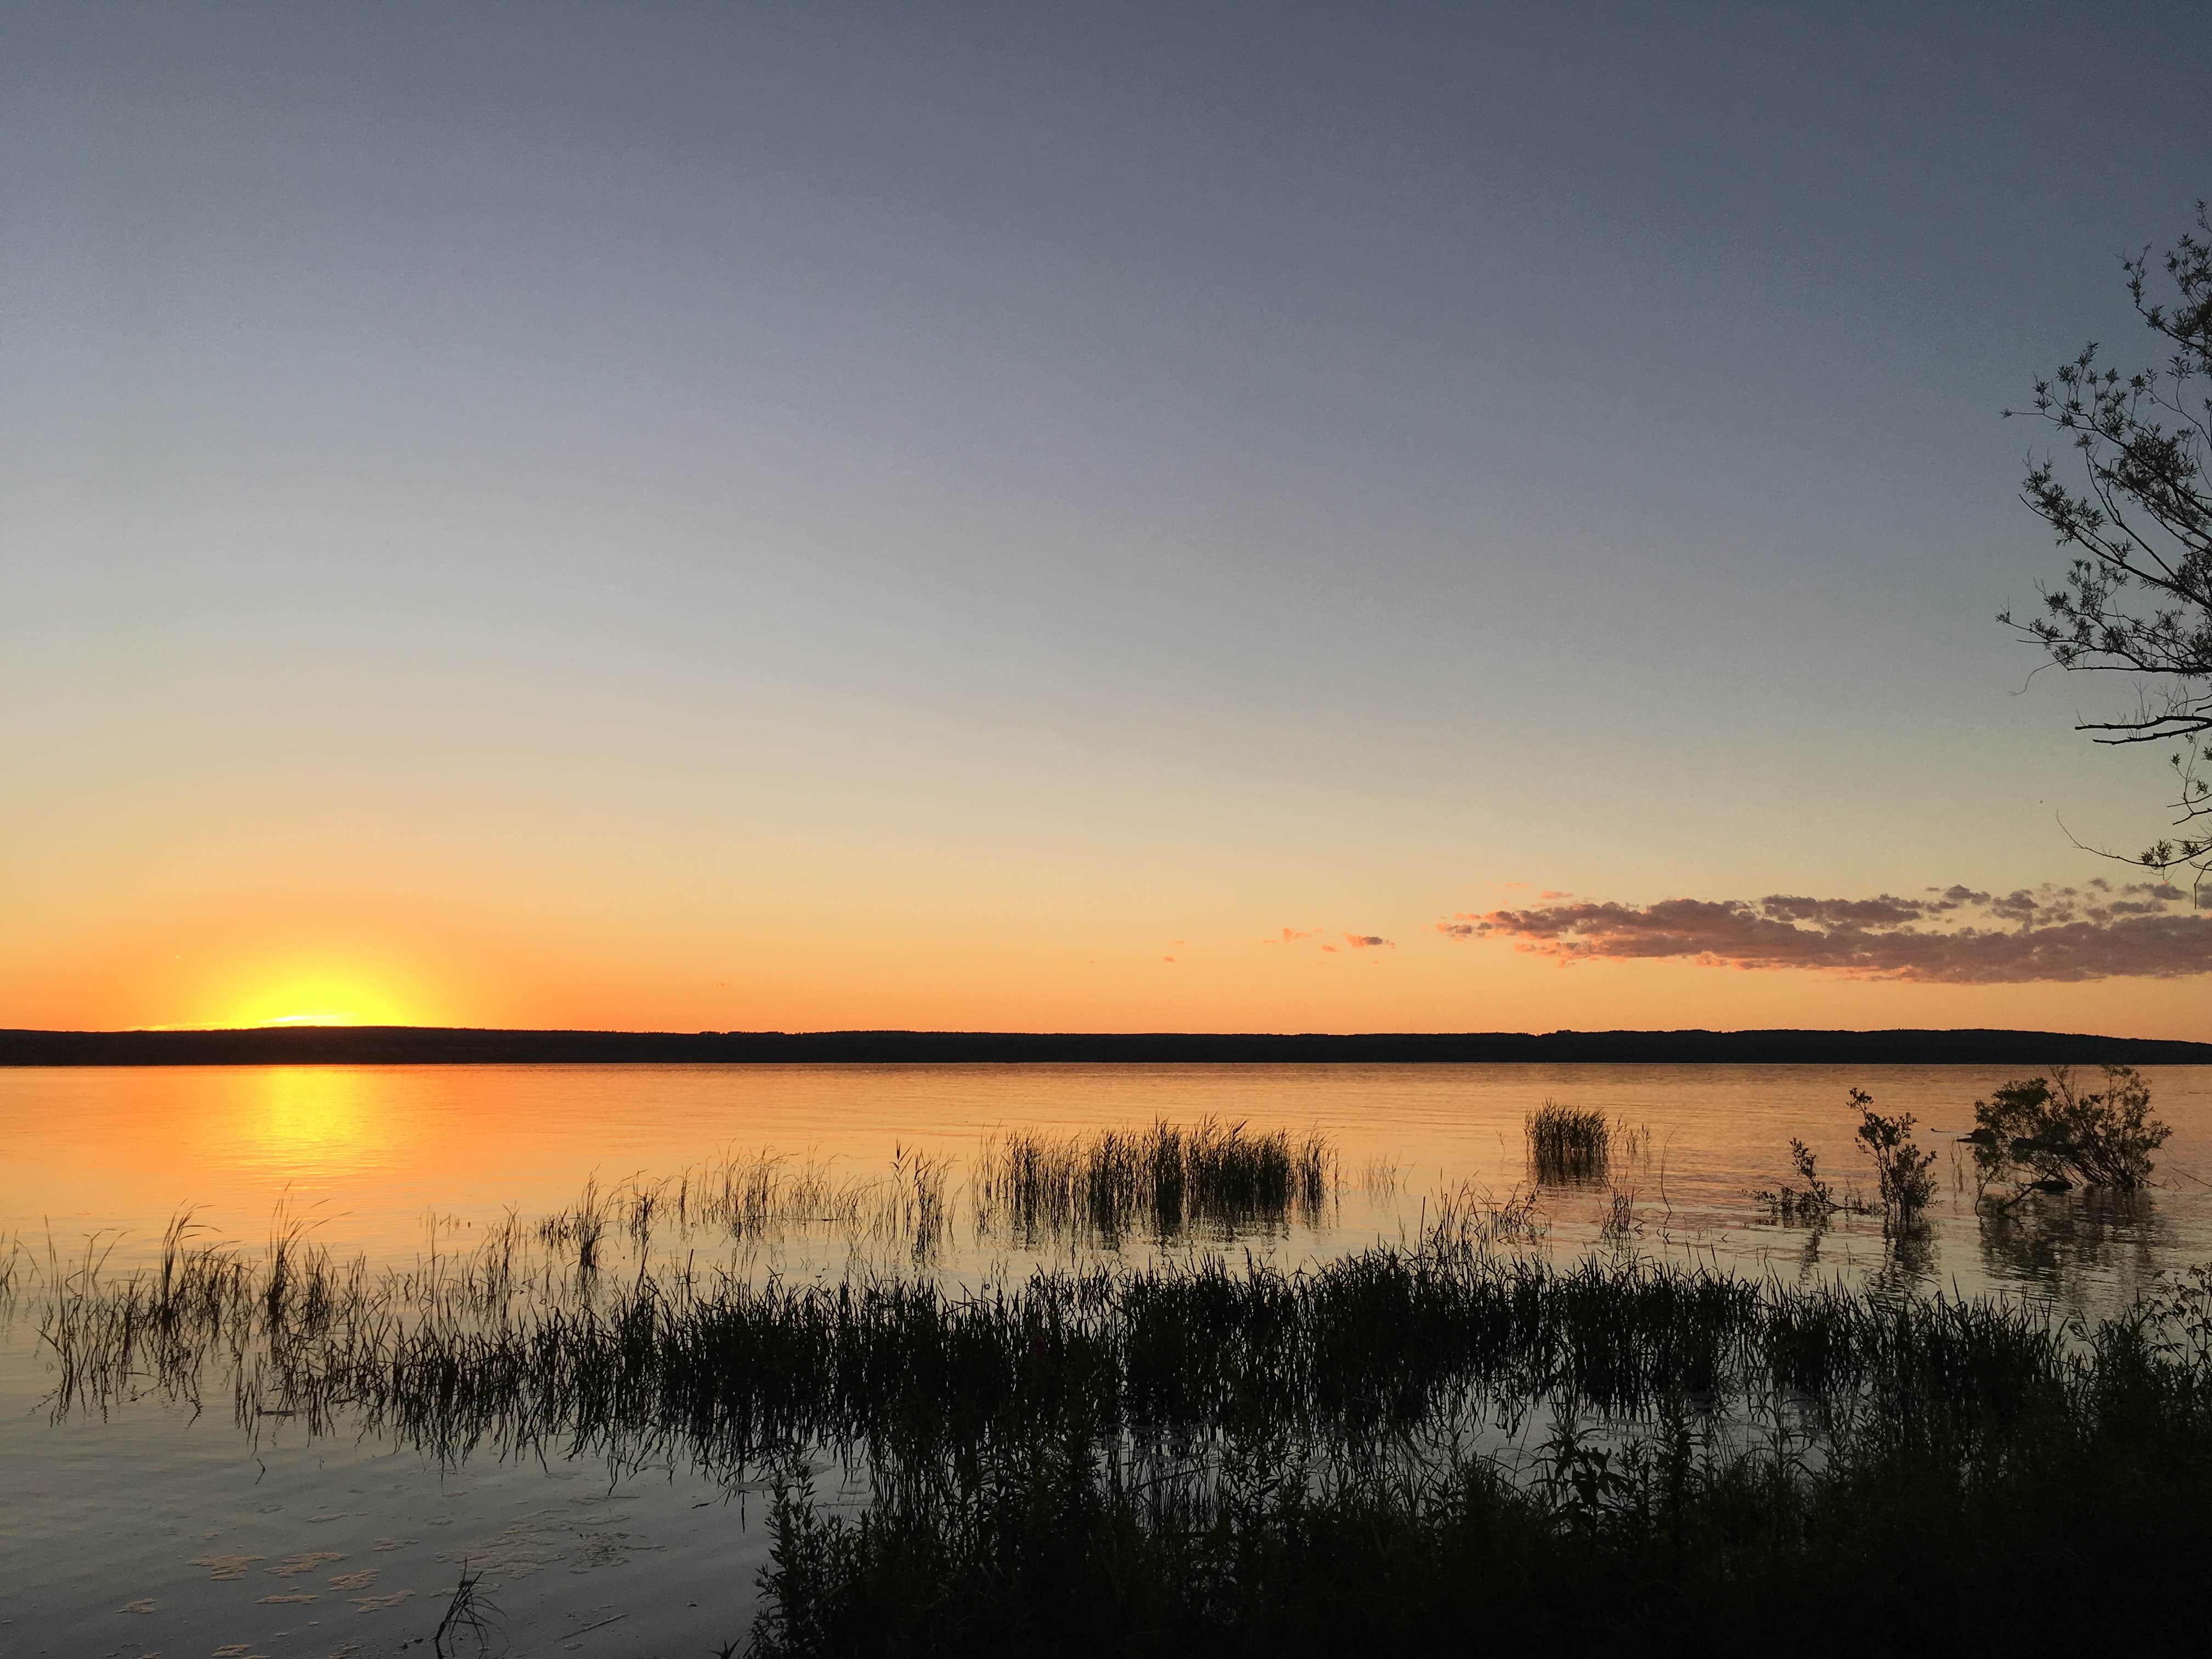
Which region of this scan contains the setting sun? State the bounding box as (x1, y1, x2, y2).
(211, 967, 425, 1032)
(229, 990, 404, 1030)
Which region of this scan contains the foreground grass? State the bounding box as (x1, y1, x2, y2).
(22, 1169, 2212, 1658)
(751, 1383, 2212, 1658)
(726, 1259, 2212, 1656)
(42, 1226, 2097, 1460)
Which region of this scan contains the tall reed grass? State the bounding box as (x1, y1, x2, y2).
(30, 1181, 2212, 1656)
(35, 1200, 2151, 1474)
(1526, 1102, 1610, 1183)
(746, 1266, 2212, 1656)
(536, 1149, 953, 1263)
(971, 1119, 1333, 1244)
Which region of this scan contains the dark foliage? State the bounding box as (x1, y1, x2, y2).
(749, 1269, 2212, 1658)
(1968, 1063, 2173, 1197)
(1850, 1089, 1938, 1231)
(2004, 201, 2212, 887)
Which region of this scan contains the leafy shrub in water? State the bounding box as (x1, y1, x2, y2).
(1757, 1137, 1837, 1223)
(1758, 1090, 1931, 1230)
(1850, 1090, 1937, 1231)
(1967, 1065, 2171, 1198)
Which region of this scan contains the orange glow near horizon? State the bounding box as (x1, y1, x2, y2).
(10, 925, 2211, 1044)
(9, 878, 2212, 1043)
(218, 974, 420, 1032)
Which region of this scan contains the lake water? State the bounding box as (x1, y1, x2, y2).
(5, 1062, 2210, 1656)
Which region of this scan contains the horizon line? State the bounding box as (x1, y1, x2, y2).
(6, 1024, 2210, 1067)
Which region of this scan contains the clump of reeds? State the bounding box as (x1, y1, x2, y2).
(1599, 1188, 1637, 1246)
(535, 1152, 952, 1261)
(1526, 1102, 1610, 1184)
(1429, 1180, 1545, 1249)
(432, 1560, 497, 1657)
(0, 1233, 25, 1306)
(538, 1176, 611, 1273)
(972, 1118, 1334, 1244)
(1359, 1155, 1403, 1197)
(884, 1146, 950, 1263)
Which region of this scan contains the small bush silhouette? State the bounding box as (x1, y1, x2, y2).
(1757, 1137, 1837, 1223)
(1851, 1090, 1937, 1231)
(1966, 1064, 2171, 1199)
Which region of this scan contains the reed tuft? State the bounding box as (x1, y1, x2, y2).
(1526, 1102, 1610, 1184)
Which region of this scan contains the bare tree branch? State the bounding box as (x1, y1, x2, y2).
(2008, 203, 2212, 886)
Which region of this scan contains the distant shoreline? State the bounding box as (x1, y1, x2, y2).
(3, 1025, 2209, 1066)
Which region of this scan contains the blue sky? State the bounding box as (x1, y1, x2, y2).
(6, 3, 2210, 1032)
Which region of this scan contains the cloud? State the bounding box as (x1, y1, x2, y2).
(1261, 927, 1394, 952)
(1436, 882, 2209, 984)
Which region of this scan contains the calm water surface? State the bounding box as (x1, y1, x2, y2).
(5, 1062, 2209, 1656)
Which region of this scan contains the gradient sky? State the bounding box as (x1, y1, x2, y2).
(6, 3, 2211, 1036)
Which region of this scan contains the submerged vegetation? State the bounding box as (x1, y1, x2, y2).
(25, 1200, 2212, 1657)
(1968, 1064, 2174, 1200)
(1759, 1088, 1939, 1234)
(13, 1099, 2207, 1656)
(972, 1119, 1333, 1244)
(1525, 1102, 1611, 1183)
(1850, 1091, 1939, 1231)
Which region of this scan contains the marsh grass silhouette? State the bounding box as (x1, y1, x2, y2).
(1526, 1102, 1610, 1184)
(531, 1149, 956, 1267)
(971, 1118, 1333, 1244)
(35, 1190, 2172, 1472)
(431, 1561, 497, 1658)
(742, 1314, 2212, 1658)
(22, 1130, 2212, 1657)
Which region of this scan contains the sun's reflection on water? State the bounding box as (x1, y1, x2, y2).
(230, 1065, 396, 1187)
(2, 1062, 2210, 1299)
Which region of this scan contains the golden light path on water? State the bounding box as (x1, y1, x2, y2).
(4, 1062, 2211, 1303)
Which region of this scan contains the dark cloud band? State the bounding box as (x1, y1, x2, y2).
(1437, 881, 2207, 984)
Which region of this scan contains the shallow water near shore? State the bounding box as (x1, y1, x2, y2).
(5, 1061, 2210, 1655)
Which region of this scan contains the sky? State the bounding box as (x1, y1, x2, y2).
(5, 3, 2211, 1037)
